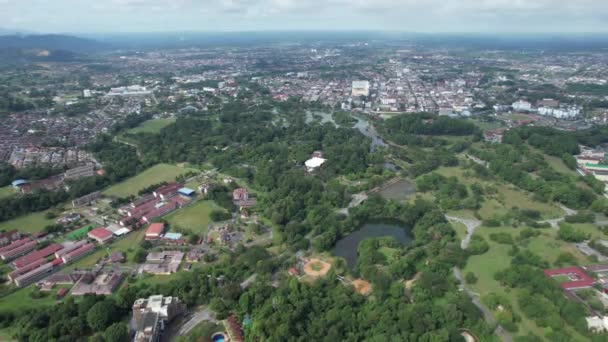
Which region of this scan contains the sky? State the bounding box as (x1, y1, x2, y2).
(1, 0, 608, 34)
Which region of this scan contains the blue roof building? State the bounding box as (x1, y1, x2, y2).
(11, 179, 28, 187)
(178, 188, 196, 197)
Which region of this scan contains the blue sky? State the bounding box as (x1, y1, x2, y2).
(1, 0, 607, 33)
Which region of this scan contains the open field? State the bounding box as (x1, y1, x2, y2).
(165, 200, 217, 234)
(103, 163, 197, 198)
(352, 279, 372, 295)
(0, 186, 16, 199)
(127, 118, 176, 134)
(0, 209, 57, 234)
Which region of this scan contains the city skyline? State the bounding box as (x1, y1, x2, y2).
(1, 0, 608, 34)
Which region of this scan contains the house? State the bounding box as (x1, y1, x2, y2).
(153, 182, 181, 200)
(145, 223, 165, 240)
(110, 252, 125, 263)
(305, 157, 326, 172)
(87, 228, 113, 244)
(233, 188, 249, 202)
(61, 243, 95, 264)
(71, 270, 124, 296)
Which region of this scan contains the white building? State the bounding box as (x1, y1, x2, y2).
(537, 106, 580, 119)
(586, 316, 608, 333)
(352, 81, 370, 97)
(305, 157, 326, 172)
(512, 100, 533, 112)
(107, 85, 152, 97)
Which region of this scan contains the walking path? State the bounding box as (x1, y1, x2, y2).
(445, 215, 481, 249)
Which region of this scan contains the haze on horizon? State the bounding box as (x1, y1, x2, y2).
(1, 0, 608, 34)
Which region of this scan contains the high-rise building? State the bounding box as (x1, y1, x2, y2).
(352, 81, 370, 97)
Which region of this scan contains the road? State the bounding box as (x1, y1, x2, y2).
(453, 268, 513, 342)
(178, 307, 217, 336)
(445, 215, 481, 249)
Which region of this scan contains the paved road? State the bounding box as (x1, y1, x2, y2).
(445, 215, 481, 249)
(178, 307, 217, 336)
(453, 268, 513, 342)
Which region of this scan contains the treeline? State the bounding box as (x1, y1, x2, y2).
(470, 142, 596, 209)
(0, 163, 64, 187)
(380, 113, 480, 144)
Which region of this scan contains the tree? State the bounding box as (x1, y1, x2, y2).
(133, 249, 147, 263)
(87, 301, 117, 332)
(465, 272, 478, 284)
(104, 323, 128, 342)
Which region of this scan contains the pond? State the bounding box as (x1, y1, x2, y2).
(331, 220, 412, 269)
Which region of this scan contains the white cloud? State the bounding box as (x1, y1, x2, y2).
(0, 0, 607, 32)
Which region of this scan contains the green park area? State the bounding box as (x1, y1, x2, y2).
(166, 200, 217, 234)
(463, 225, 592, 340)
(127, 118, 176, 134)
(0, 209, 57, 234)
(103, 163, 197, 198)
(435, 166, 564, 220)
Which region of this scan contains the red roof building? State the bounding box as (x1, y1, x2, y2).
(12, 243, 63, 269)
(61, 243, 95, 264)
(145, 223, 165, 240)
(153, 182, 182, 200)
(544, 266, 595, 290)
(233, 188, 249, 201)
(88, 228, 113, 244)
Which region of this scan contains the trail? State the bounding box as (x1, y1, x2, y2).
(445, 215, 481, 249)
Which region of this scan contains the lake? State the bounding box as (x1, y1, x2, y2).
(331, 221, 412, 269)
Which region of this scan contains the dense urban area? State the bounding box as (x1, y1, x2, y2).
(2, 32, 608, 342)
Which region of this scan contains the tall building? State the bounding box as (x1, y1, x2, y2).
(132, 295, 185, 342)
(352, 81, 370, 97)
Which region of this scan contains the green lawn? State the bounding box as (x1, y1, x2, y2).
(165, 200, 217, 234)
(0, 186, 16, 199)
(127, 118, 176, 134)
(103, 163, 197, 198)
(0, 210, 56, 234)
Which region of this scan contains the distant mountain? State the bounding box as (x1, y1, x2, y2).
(0, 34, 107, 53)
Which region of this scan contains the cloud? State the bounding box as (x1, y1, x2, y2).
(0, 0, 607, 32)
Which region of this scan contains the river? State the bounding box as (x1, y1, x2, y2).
(331, 221, 412, 269)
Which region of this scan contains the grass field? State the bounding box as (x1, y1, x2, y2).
(103, 163, 197, 198)
(165, 200, 217, 234)
(0, 186, 16, 199)
(0, 210, 56, 234)
(127, 118, 176, 134)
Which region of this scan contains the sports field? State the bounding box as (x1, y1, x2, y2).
(165, 200, 217, 234)
(103, 163, 197, 198)
(127, 118, 176, 134)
